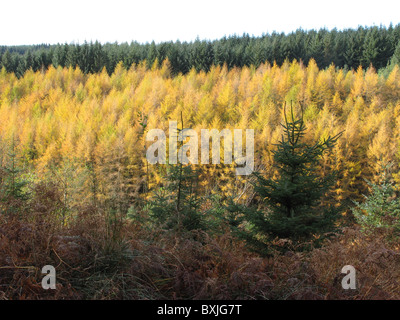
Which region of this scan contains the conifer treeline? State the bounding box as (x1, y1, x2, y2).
(2, 25, 400, 77)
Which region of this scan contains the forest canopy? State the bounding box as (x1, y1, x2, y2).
(1, 24, 400, 77)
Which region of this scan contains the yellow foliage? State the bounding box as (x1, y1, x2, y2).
(0, 60, 398, 204)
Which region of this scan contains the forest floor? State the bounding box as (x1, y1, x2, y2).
(1, 207, 399, 300)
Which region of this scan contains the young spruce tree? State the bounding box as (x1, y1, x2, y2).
(352, 163, 400, 234)
(0, 140, 29, 216)
(228, 102, 342, 255)
(148, 113, 205, 234)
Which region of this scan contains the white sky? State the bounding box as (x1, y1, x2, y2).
(1, 0, 399, 45)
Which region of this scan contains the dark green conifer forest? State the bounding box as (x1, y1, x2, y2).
(2, 25, 400, 77)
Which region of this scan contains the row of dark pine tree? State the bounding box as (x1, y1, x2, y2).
(2, 25, 400, 77)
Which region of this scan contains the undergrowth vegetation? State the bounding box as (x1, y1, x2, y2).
(1, 204, 399, 299)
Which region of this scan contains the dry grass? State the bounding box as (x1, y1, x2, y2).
(0, 184, 399, 300)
